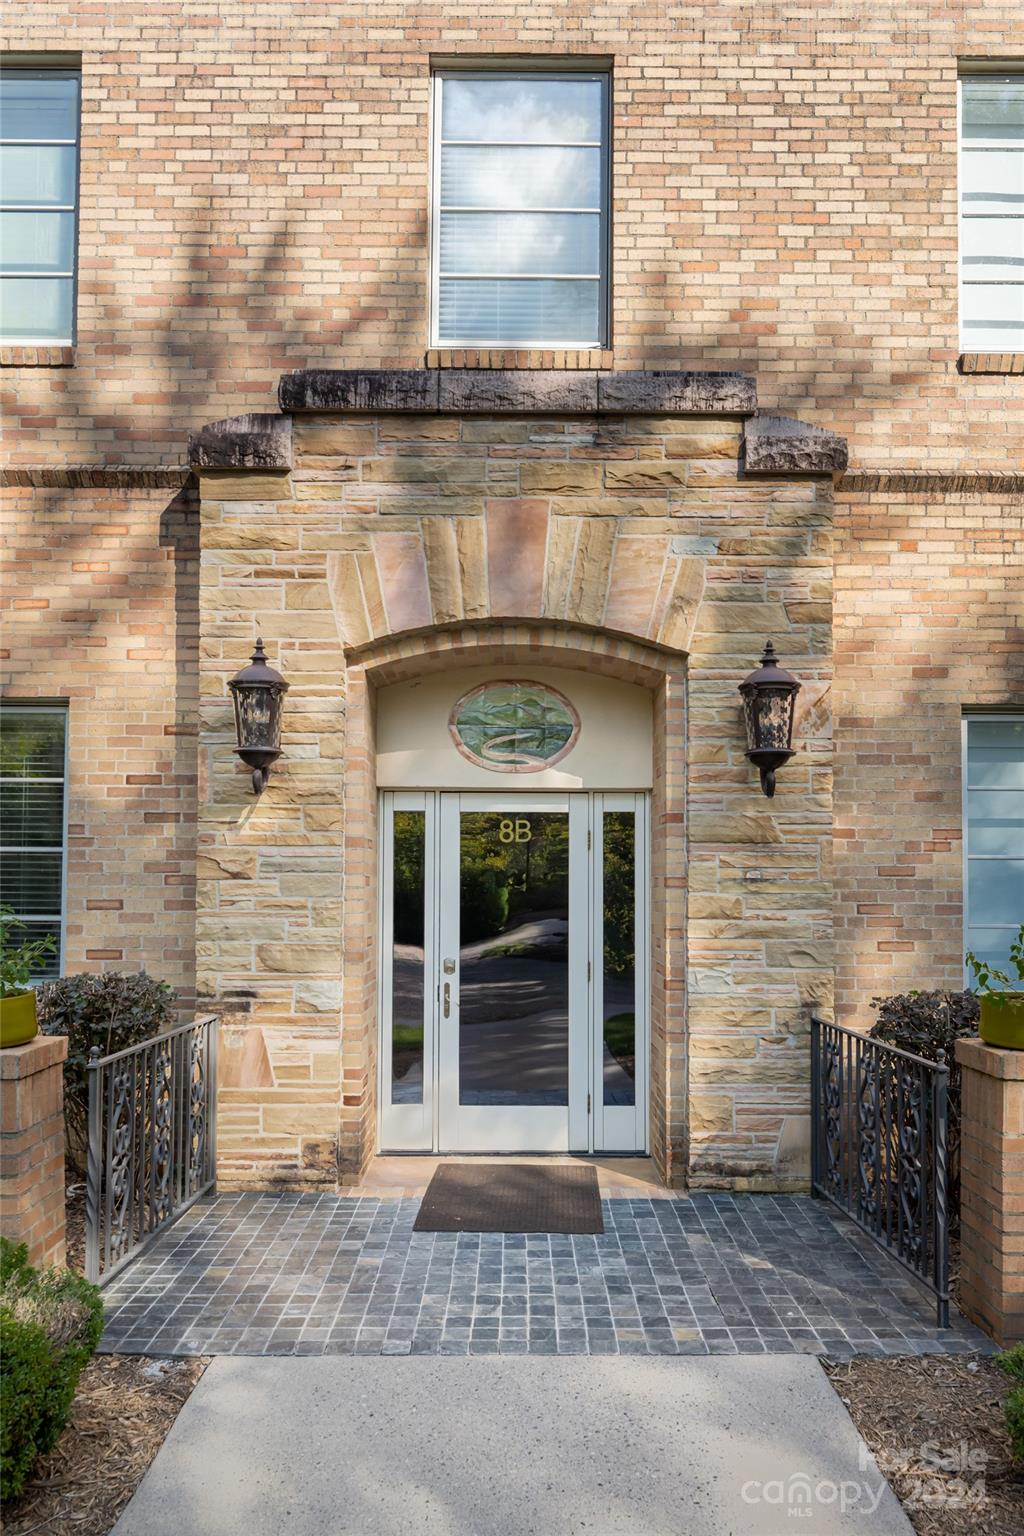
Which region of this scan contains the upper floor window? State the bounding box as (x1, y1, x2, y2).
(431, 70, 610, 348)
(959, 74, 1024, 354)
(963, 715, 1024, 978)
(0, 67, 80, 344)
(0, 706, 68, 981)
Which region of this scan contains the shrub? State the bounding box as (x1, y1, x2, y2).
(37, 970, 176, 1172)
(997, 1343, 1024, 1463)
(868, 989, 979, 1225)
(0, 1238, 103, 1502)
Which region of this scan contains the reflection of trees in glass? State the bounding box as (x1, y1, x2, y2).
(452, 683, 577, 769)
(460, 813, 569, 943)
(603, 813, 636, 1088)
(393, 812, 425, 945)
(391, 812, 424, 1088)
(603, 813, 635, 977)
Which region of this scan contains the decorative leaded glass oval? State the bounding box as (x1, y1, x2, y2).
(449, 681, 580, 773)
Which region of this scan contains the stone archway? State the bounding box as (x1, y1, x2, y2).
(338, 621, 688, 1187)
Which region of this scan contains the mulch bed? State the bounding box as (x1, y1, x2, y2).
(824, 1354, 1024, 1536)
(2, 1353, 207, 1536)
(2, 1178, 206, 1536)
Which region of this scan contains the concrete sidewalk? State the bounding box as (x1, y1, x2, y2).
(112, 1356, 912, 1536)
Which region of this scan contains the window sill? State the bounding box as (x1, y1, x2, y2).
(957, 353, 1024, 376)
(426, 348, 613, 370)
(1, 345, 76, 368)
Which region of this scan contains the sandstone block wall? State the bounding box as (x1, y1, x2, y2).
(196, 404, 832, 1188)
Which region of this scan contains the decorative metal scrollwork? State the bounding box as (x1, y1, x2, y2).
(810, 1016, 949, 1329)
(188, 1023, 208, 1194)
(822, 1037, 843, 1199)
(107, 1061, 135, 1260)
(856, 1052, 879, 1226)
(150, 1039, 174, 1224)
(897, 1061, 925, 1266)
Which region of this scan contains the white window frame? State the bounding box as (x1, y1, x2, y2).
(429, 68, 611, 349)
(957, 70, 1024, 356)
(961, 711, 1024, 984)
(0, 65, 81, 346)
(0, 704, 69, 980)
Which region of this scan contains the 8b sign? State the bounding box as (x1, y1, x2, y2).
(498, 818, 532, 844)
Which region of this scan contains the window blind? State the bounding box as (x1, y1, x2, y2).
(0, 707, 66, 978)
(964, 716, 1024, 976)
(0, 69, 80, 343)
(433, 73, 609, 347)
(960, 77, 1024, 353)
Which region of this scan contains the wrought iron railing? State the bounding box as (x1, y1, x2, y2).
(85, 1015, 218, 1286)
(810, 1016, 949, 1328)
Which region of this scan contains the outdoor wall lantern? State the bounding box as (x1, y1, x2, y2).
(228, 638, 289, 794)
(738, 642, 801, 799)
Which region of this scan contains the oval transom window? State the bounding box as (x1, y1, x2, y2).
(449, 680, 580, 773)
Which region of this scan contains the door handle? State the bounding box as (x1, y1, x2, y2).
(443, 981, 451, 1018)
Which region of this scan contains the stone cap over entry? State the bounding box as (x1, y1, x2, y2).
(187, 376, 848, 481)
(277, 368, 758, 418)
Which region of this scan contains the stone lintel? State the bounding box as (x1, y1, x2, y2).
(743, 414, 848, 476)
(188, 412, 293, 471)
(438, 369, 598, 413)
(275, 368, 758, 417)
(279, 369, 439, 414)
(597, 370, 756, 416)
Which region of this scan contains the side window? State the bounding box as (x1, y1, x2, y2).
(0, 707, 68, 979)
(959, 74, 1024, 354)
(963, 715, 1024, 976)
(0, 67, 81, 344)
(431, 70, 610, 348)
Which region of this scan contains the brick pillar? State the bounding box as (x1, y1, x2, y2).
(0, 1034, 69, 1269)
(956, 1037, 1024, 1346)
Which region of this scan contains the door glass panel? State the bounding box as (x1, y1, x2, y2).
(391, 810, 425, 1105)
(602, 811, 636, 1106)
(458, 811, 569, 1106)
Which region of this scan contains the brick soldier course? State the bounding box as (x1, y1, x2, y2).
(2, 4, 1022, 1194)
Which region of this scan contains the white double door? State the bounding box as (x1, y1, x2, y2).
(379, 791, 648, 1155)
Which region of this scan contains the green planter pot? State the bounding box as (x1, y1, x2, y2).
(979, 993, 1024, 1050)
(0, 990, 38, 1049)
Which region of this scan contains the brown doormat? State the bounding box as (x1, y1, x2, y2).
(413, 1162, 603, 1234)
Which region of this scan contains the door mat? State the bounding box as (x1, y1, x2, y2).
(413, 1162, 603, 1234)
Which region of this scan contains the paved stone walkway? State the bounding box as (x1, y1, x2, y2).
(98, 1191, 988, 1358)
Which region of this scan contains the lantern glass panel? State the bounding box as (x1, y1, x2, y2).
(753, 687, 795, 752)
(233, 686, 282, 750)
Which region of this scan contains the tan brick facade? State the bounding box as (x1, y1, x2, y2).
(1, 3, 1021, 1190)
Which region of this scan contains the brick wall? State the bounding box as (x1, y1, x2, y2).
(0, 1035, 68, 1269)
(1, 2, 1022, 1160)
(0, 483, 199, 1002)
(1, 1, 1021, 470)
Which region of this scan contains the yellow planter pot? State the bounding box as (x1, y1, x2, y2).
(979, 994, 1024, 1050)
(0, 990, 39, 1049)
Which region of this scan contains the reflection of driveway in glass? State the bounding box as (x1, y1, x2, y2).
(460, 912, 568, 1106)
